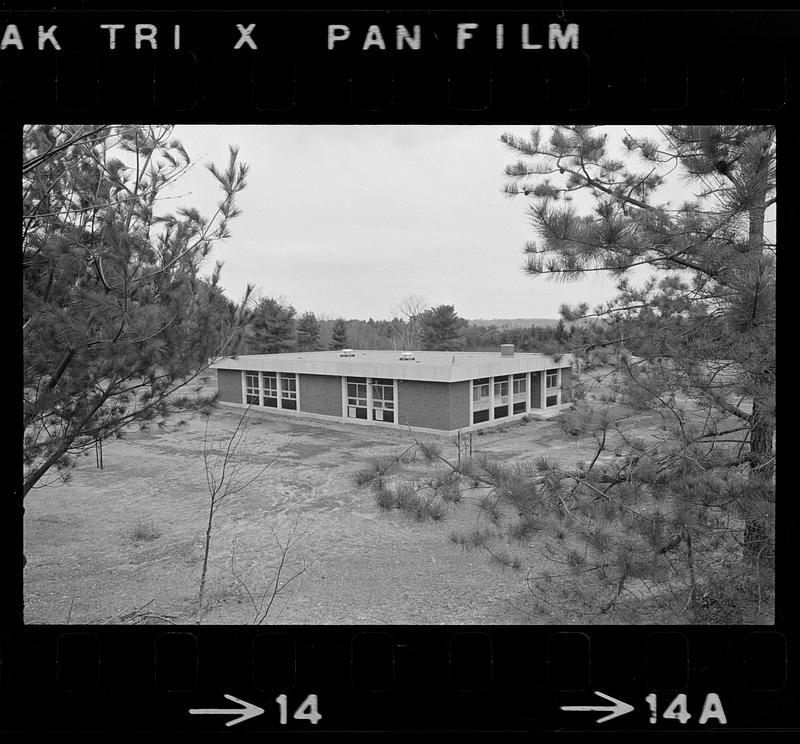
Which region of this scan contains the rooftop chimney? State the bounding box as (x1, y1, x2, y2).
(500, 344, 515, 357)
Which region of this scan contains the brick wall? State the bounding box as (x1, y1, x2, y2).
(299, 374, 343, 417)
(397, 380, 453, 431)
(217, 369, 242, 404)
(448, 381, 470, 430)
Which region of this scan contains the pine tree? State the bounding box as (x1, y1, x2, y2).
(23, 124, 250, 499)
(498, 124, 775, 618)
(296, 311, 322, 351)
(374, 126, 775, 625)
(251, 297, 296, 354)
(420, 305, 467, 351)
(329, 318, 348, 350)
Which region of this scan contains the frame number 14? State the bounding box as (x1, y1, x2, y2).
(275, 694, 322, 725)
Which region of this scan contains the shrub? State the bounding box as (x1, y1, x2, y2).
(426, 500, 448, 522)
(438, 480, 462, 503)
(417, 440, 442, 462)
(467, 526, 495, 548)
(478, 495, 502, 524)
(128, 518, 161, 542)
(353, 468, 378, 487)
(449, 530, 468, 547)
(509, 515, 541, 541)
(489, 549, 522, 571)
(374, 486, 397, 511)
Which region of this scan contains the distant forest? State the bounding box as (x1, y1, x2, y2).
(233, 296, 625, 359)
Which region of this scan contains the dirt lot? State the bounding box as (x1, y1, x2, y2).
(24, 390, 634, 626)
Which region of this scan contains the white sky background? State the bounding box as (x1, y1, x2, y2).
(167, 125, 702, 320)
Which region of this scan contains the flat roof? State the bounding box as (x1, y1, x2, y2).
(211, 350, 574, 384)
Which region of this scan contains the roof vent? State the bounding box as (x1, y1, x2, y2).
(340, 348, 355, 357)
(399, 351, 415, 361)
(500, 344, 515, 357)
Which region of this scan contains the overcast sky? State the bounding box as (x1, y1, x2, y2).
(169, 125, 676, 320)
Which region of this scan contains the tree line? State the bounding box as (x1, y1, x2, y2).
(238, 298, 590, 355)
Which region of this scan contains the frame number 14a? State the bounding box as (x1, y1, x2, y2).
(646, 693, 727, 725)
(560, 691, 727, 726)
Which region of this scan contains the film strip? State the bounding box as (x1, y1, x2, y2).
(3, 3, 795, 736)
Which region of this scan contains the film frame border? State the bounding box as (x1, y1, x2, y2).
(2, 5, 794, 735)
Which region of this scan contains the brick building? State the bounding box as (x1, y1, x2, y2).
(211, 345, 574, 434)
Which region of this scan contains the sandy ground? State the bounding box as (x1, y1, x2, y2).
(24, 397, 622, 626)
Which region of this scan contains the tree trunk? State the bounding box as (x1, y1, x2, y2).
(744, 404, 775, 567)
(742, 134, 775, 569)
(196, 506, 215, 624)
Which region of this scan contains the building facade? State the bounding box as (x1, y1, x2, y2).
(211, 346, 574, 434)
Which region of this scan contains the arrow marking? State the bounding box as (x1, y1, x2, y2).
(189, 694, 265, 727)
(560, 690, 635, 724)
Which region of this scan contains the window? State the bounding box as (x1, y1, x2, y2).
(347, 377, 368, 419)
(546, 395, 558, 407)
(263, 373, 278, 397)
(473, 409, 490, 424)
(512, 374, 527, 395)
(473, 383, 490, 403)
(347, 381, 367, 407)
(513, 401, 527, 414)
(546, 369, 558, 389)
(494, 404, 508, 419)
(372, 379, 394, 423)
(262, 373, 278, 407)
(494, 378, 509, 401)
(280, 374, 297, 410)
(245, 371, 260, 405)
(473, 378, 490, 410)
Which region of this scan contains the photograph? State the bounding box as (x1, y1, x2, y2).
(22, 123, 776, 626)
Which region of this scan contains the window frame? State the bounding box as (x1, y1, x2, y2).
(245, 371, 260, 405)
(493, 378, 509, 400)
(371, 380, 394, 411)
(280, 373, 297, 401)
(263, 372, 278, 399)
